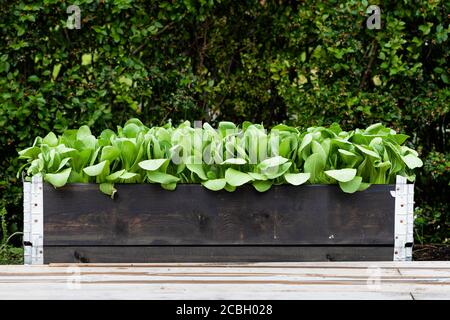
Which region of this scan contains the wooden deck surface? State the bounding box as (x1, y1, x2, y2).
(0, 262, 449, 300)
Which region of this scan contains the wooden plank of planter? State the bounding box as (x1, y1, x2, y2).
(43, 246, 394, 263)
(43, 183, 395, 246)
(1, 262, 449, 300)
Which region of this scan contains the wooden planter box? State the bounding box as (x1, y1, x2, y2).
(23, 176, 414, 264)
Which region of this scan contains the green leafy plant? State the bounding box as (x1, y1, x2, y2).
(18, 119, 423, 197)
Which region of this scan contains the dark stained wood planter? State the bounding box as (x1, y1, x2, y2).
(34, 182, 398, 263)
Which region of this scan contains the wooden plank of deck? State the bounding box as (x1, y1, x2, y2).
(0, 262, 448, 300)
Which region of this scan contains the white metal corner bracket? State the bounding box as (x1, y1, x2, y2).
(23, 176, 44, 265)
(390, 175, 414, 261)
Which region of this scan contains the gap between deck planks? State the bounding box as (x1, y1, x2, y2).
(0, 262, 449, 300)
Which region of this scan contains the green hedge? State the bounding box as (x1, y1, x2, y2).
(0, 1, 449, 245)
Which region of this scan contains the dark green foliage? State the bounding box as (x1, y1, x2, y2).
(0, 1, 448, 245)
(0, 246, 23, 265)
(415, 152, 450, 244)
(0, 207, 23, 264)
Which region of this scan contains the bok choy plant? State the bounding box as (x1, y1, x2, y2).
(18, 119, 423, 197)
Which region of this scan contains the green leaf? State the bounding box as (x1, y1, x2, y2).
(258, 156, 288, 170)
(186, 163, 208, 180)
(304, 153, 325, 183)
(81, 53, 92, 66)
(419, 23, 432, 35)
(333, 138, 353, 150)
(67, 170, 84, 183)
(324, 168, 357, 182)
(147, 171, 179, 184)
(372, 75, 382, 86)
(338, 149, 358, 166)
(18, 146, 41, 159)
(299, 133, 312, 152)
(298, 74, 308, 84)
(43, 132, 58, 147)
(338, 149, 356, 157)
(402, 154, 423, 169)
(77, 125, 92, 141)
(120, 171, 138, 180)
(100, 146, 120, 162)
(388, 134, 409, 145)
(356, 145, 380, 159)
(224, 184, 236, 192)
(123, 123, 140, 138)
(120, 139, 136, 168)
(225, 168, 253, 186)
(83, 160, 109, 176)
(247, 172, 268, 180)
(300, 51, 306, 62)
(279, 138, 292, 158)
(57, 157, 71, 172)
(339, 176, 363, 193)
(365, 123, 383, 134)
(56, 145, 76, 155)
(52, 64, 62, 80)
(202, 178, 227, 191)
(119, 76, 133, 87)
(218, 121, 236, 137)
(311, 140, 327, 163)
(161, 182, 177, 191)
(106, 169, 126, 181)
(252, 180, 273, 192)
(100, 182, 117, 198)
(263, 162, 291, 179)
(138, 159, 168, 171)
(358, 182, 371, 191)
(221, 158, 247, 165)
(44, 168, 71, 188)
(284, 172, 310, 186)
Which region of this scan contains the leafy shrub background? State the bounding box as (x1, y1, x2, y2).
(0, 0, 448, 245)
